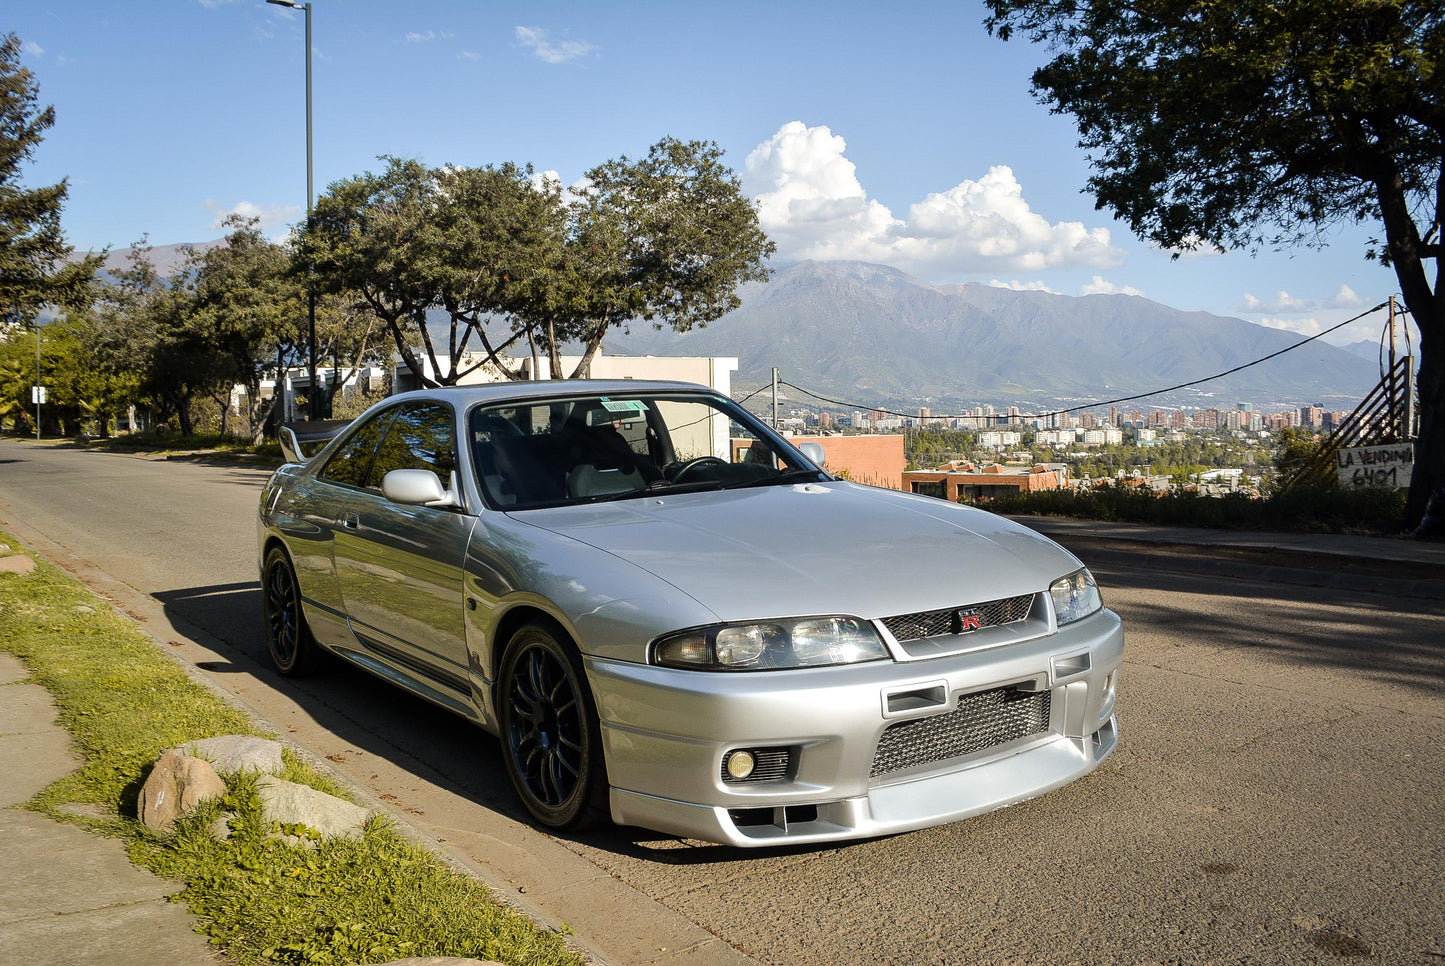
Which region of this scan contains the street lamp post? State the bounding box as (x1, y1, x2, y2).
(33, 320, 41, 440)
(266, 0, 318, 421)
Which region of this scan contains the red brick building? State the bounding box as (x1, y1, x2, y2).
(901, 461, 1067, 501)
(735, 434, 906, 489)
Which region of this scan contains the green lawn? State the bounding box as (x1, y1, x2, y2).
(0, 529, 582, 966)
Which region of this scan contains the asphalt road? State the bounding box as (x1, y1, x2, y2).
(2, 439, 1442, 966)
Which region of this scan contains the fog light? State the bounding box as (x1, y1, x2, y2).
(725, 750, 756, 781)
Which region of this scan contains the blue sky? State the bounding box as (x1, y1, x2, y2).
(11, 0, 1414, 349)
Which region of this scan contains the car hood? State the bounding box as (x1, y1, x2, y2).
(515, 482, 1082, 622)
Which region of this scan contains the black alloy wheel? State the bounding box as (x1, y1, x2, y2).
(499, 621, 607, 830)
(262, 546, 316, 676)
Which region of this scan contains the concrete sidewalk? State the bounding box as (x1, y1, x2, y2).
(0, 651, 222, 966)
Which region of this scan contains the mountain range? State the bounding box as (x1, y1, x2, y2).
(84, 242, 1382, 415)
(601, 260, 1383, 415)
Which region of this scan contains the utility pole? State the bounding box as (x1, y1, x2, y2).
(1388, 296, 1399, 440)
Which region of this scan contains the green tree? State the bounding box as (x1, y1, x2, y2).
(301, 157, 559, 388)
(191, 216, 302, 438)
(85, 243, 224, 437)
(0, 33, 100, 329)
(1269, 426, 1326, 493)
(301, 139, 774, 386)
(985, 0, 1443, 528)
(517, 137, 775, 379)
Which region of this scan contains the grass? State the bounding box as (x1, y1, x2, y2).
(973, 482, 1410, 535)
(91, 431, 283, 459)
(0, 529, 582, 966)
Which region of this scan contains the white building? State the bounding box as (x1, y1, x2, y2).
(392, 349, 739, 397)
(978, 430, 1022, 450)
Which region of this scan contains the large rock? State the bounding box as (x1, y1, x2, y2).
(0, 555, 36, 575)
(179, 735, 285, 775)
(255, 774, 370, 840)
(137, 751, 226, 832)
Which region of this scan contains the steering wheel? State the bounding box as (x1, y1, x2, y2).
(668, 456, 727, 482)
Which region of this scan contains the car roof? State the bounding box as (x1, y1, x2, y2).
(387, 378, 721, 407)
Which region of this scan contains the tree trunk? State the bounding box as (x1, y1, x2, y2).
(175, 397, 193, 437)
(1375, 168, 1441, 531)
(1405, 315, 1443, 529)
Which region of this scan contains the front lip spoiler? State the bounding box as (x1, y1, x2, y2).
(608, 716, 1118, 847)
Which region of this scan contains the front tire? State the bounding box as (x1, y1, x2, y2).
(498, 620, 608, 831)
(262, 545, 317, 676)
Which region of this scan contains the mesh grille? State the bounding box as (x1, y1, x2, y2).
(870, 686, 1051, 779)
(881, 593, 1035, 643)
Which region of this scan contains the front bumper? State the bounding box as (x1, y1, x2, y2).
(589, 608, 1123, 847)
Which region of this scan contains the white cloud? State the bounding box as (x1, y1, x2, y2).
(205, 200, 302, 233)
(23, 41, 44, 56)
(405, 30, 437, 43)
(1254, 316, 1328, 338)
(988, 279, 1058, 293)
(1081, 275, 1145, 297)
(515, 26, 594, 64)
(1239, 287, 1365, 316)
(743, 121, 1123, 279)
(1240, 290, 1312, 314)
(1329, 284, 1363, 309)
(459, 50, 481, 61)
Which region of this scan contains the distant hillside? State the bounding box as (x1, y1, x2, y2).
(81, 240, 224, 280)
(601, 260, 1380, 413)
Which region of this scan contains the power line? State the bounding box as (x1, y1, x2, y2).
(767, 300, 1394, 422)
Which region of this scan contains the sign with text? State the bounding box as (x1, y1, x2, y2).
(1335, 443, 1414, 490)
(30, 386, 46, 404)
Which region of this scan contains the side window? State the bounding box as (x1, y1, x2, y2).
(370, 402, 458, 486)
(318, 408, 397, 489)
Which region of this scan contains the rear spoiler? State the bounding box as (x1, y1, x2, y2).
(278, 419, 351, 465)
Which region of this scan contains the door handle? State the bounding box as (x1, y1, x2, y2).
(342, 513, 360, 530)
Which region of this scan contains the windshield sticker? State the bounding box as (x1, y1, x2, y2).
(599, 398, 649, 413)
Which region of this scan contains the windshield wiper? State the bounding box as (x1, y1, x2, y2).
(722, 468, 830, 490)
(643, 478, 726, 494)
(570, 478, 724, 504)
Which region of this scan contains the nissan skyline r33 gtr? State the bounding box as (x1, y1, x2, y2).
(258, 379, 1122, 846)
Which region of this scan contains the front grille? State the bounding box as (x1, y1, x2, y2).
(870, 685, 1051, 779)
(881, 593, 1034, 643)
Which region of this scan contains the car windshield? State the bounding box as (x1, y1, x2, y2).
(468, 392, 826, 510)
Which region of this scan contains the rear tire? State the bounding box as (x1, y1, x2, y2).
(262, 546, 318, 676)
(498, 620, 608, 831)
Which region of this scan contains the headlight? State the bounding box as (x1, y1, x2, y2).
(1050, 568, 1103, 626)
(652, 616, 889, 671)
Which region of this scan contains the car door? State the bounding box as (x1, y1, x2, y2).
(282, 405, 401, 645)
(332, 400, 476, 694)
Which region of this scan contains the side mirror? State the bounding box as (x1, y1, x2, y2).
(797, 441, 826, 466)
(381, 469, 461, 509)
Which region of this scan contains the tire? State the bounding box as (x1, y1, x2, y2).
(262, 545, 318, 676)
(498, 620, 608, 831)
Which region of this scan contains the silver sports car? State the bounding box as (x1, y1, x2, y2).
(258, 380, 1122, 846)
